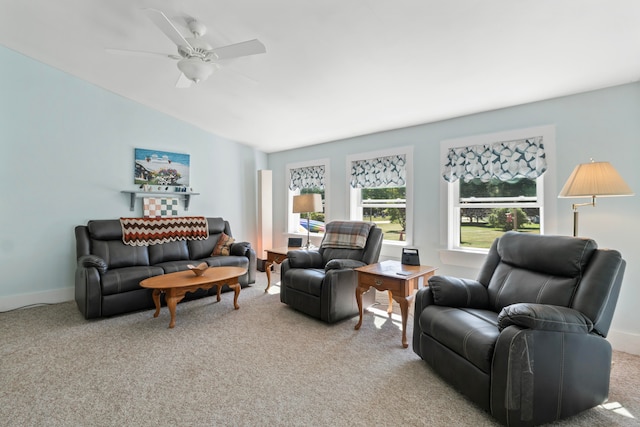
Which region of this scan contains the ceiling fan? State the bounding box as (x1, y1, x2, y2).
(107, 8, 266, 88)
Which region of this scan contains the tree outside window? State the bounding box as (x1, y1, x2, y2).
(361, 187, 406, 241)
(458, 178, 540, 249)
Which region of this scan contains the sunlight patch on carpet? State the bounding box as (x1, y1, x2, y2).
(601, 401, 636, 419)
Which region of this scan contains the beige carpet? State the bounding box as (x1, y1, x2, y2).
(1, 272, 639, 427)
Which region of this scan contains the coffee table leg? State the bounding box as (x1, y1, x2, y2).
(387, 291, 394, 315)
(151, 289, 161, 318)
(216, 284, 222, 302)
(165, 289, 185, 329)
(230, 282, 241, 309)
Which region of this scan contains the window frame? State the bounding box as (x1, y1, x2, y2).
(439, 125, 557, 265)
(347, 146, 414, 246)
(286, 159, 330, 236)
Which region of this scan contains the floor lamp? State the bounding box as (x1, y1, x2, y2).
(293, 193, 323, 249)
(558, 160, 633, 236)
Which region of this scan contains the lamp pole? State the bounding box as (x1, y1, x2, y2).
(571, 196, 596, 237)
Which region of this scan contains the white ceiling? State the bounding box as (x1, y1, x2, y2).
(2, 1, 640, 153)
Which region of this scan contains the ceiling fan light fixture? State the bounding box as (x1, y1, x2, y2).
(177, 58, 214, 83)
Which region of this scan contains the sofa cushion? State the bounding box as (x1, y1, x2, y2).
(148, 240, 189, 265)
(202, 255, 249, 269)
(87, 219, 123, 240)
(92, 240, 150, 269)
(419, 306, 499, 374)
(187, 218, 228, 259)
(155, 260, 198, 274)
(188, 236, 218, 260)
(212, 232, 235, 256)
(101, 266, 164, 296)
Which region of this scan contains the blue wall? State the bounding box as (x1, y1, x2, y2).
(268, 82, 640, 352)
(0, 46, 267, 305)
(2, 42, 639, 353)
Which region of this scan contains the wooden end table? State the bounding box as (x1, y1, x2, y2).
(140, 266, 246, 328)
(354, 260, 437, 348)
(263, 247, 299, 292)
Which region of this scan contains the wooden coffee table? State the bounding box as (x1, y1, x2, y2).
(140, 266, 247, 328)
(354, 260, 437, 348)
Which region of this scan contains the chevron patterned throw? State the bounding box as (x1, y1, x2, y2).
(120, 216, 209, 246)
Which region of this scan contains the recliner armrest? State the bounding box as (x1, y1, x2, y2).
(287, 250, 324, 269)
(78, 254, 107, 274)
(325, 259, 366, 271)
(428, 275, 489, 308)
(498, 303, 594, 334)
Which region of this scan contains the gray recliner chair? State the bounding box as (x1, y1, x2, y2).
(413, 231, 626, 426)
(280, 221, 383, 323)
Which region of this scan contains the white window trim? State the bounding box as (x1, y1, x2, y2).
(285, 158, 330, 236)
(439, 125, 557, 268)
(346, 146, 414, 246)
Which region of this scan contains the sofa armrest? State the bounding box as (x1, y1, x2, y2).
(428, 275, 489, 308)
(287, 250, 324, 269)
(75, 256, 104, 319)
(325, 259, 366, 271)
(78, 254, 107, 274)
(498, 303, 594, 334)
(230, 241, 251, 257)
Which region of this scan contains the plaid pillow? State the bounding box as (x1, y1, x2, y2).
(320, 221, 374, 249)
(212, 232, 235, 256)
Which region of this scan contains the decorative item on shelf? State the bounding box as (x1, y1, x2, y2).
(187, 262, 208, 276)
(292, 193, 323, 249)
(401, 248, 420, 266)
(558, 159, 634, 236)
(143, 197, 179, 218)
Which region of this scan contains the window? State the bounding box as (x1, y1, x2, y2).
(441, 126, 555, 253)
(348, 147, 413, 244)
(287, 160, 328, 235)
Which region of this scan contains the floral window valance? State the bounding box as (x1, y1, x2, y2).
(289, 165, 325, 190)
(350, 154, 406, 188)
(442, 137, 547, 183)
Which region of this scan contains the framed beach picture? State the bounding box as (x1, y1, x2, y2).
(134, 148, 190, 186)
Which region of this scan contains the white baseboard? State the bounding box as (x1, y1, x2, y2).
(0, 287, 74, 312)
(607, 329, 640, 356)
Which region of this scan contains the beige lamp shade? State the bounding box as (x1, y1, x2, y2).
(292, 193, 323, 213)
(559, 161, 633, 198)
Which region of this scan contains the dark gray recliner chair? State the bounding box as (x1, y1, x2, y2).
(280, 221, 383, 323)
(413, 231, 625, 426)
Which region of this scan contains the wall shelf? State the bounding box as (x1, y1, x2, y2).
(121, 191, 200, 211)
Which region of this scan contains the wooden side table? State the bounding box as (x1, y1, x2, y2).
(354, 260, 437, 348)
(264, 247, 298, 292)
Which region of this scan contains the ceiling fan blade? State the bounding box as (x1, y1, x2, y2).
(175, 73, 193, 88)
(208, 39, 266, 60)
(144, 8, 193, 50)
(106, 49, 180, 60)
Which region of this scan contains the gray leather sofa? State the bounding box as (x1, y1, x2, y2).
(75, 217, 256, 319)
(413, 231, 626, 426)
